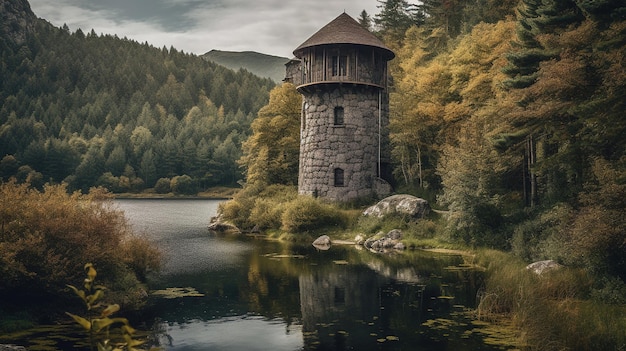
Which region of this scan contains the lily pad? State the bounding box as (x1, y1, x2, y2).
(151, 287, 204, 299)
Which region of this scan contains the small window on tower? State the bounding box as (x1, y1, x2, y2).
(334, 168, 345, 187)
(334, 287, 346, 305)
(334, 106, 344, 125)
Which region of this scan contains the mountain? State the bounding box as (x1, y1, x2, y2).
(0, 0, 37, 46)
(202, 50, 290, 83)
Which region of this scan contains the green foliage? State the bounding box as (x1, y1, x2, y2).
(219, 184, 348, 234)
(170, 174, 195, 195)
(280, 196, 348, 233)
(374, 0, 425, 40)
(0, 181, 161, 309)
(239, 83, 301, 186)
(219, 183, 297, 230)
(66, 263, 155, 351)
(0, 19, 275, 193)
(153, 178, 171, 194)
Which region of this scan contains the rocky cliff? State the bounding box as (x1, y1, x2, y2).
(1, 0, 37, 46)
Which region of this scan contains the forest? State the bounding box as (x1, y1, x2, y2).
(0, 5, 275, 194)
(380, 0, 626, 280)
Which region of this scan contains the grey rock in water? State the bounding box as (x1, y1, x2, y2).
(208, 216, 241, 234)
(361, 229, 405, 253)
(363, 194, 430, 219)
(312, 235, 331, 246)
(526, 260, 562, 275)
(0, 345, 28, 351)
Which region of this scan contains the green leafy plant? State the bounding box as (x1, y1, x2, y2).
(66, 263, 150, 351)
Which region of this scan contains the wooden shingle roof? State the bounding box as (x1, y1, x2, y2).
(293, 12, 395, 59)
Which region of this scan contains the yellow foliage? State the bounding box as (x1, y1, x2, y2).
(0, 181, 160, 299)
(240, 83, 301, 185)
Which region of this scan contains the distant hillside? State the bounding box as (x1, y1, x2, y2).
(0, 1, 276, 192)
(202, 50, 290, 83)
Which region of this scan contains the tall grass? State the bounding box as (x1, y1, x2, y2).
(475, 250, 626, 351)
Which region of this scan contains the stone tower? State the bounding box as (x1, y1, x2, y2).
(290, 13, 395, 202)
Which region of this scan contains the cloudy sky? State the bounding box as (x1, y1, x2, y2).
(29, 0, 381, 58)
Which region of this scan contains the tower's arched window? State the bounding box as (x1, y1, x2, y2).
(334, 106, 344, 125)
(334, 168, 345, 187)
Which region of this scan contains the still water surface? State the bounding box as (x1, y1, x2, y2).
(3, 199, 518, 350)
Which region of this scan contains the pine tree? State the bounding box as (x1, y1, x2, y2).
(358, 10, 374, 31)
(374, 0, 424, 39)
(501, 0, 548, 89)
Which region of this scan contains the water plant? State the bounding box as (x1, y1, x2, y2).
(66, 263, 152, 351)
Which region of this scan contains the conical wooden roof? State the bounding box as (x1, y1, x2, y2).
(293, 12, 394, 59)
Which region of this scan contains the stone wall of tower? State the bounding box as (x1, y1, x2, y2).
(298, 85, 391, 202)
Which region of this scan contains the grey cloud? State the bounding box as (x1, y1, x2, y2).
(30, 0, 379, 57)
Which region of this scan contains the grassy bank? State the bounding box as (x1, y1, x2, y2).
(474, 250, 626, 351)
(114, 185, 240, 199)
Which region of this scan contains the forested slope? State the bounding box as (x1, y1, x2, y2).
(382, 0, 626, 282)
(0, 0, 275, 193)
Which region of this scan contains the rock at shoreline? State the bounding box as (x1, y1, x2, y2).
(363, 194, 430, 219)
(526, 260, 561, 275)
(312, 235, 331, 247)
(362, 229, 405, 253)
(208, 215, 241, 234)
(0, 345, 28, 351)
(354, 234, 366, 245)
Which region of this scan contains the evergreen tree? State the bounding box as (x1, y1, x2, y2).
(374, 0, 424, 40)
(358, 10, 374, 31)
(139, 148, 157, 187)
(501, 0, 549, 89)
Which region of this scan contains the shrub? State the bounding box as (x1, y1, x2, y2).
(170, 174, 195, 195)
(122, 235, 162, 282)
(281, 196, 346, 233)
(249, 198, 285, 230)
(0, 181, 160, 309)
(219, 183, 297, 230)
(97, 172, 134, 193)
(154, 177, 171, 194)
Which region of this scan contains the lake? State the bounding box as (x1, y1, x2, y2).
(1, 199, 519, 350)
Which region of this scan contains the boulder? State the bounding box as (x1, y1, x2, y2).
(526, 260, 562, 275)
(0, 345, 28, 351)
(208, 216, 241, 234)
(312, 235, 331, 246)
(387, 229, 402, 240)
(361, 229, 405, 253)
(363, 194, 430, 219)
(394, 242, 406, 250)
(354, 234, 366, 245)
